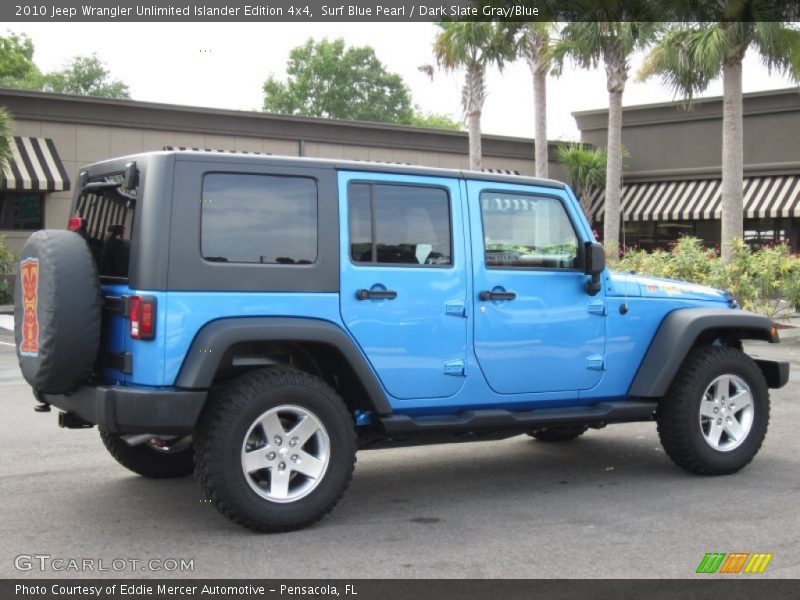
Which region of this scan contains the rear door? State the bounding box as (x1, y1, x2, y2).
(72, 180, 136, 383)
(339, 172, 468, 401)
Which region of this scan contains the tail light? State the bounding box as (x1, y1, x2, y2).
(129, 295, 156, 340)
(68, 216, 85, 232)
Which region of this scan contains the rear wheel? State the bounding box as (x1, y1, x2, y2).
(529, 426, 588, 442)
(194, 367, 356, 532)
(100, 429, 194, 479)
(656, 346, 769, 475)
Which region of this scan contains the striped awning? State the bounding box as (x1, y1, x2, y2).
(586, 175, 800, 222)
(1, 137, 70, 192)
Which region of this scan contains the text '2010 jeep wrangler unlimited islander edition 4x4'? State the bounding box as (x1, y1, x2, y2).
(14, 151, 789, 532)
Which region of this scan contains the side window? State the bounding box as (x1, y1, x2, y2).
(348, 182, 452, 266)
(201, 173, 317, 264)
(480, 191, 579, 269)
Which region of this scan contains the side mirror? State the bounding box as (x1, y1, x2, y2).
(583, 241, 605, 295)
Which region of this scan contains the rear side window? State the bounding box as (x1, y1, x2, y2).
(201, 173, 317, 264)
(348, 182, 452, 266)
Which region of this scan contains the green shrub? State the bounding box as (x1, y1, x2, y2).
(614, 237, 800, 318)
(0, 233, 15, 304)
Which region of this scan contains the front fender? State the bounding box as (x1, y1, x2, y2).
(628, 308, 779, 398)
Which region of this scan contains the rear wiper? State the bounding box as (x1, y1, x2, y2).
(82, 181, 137, 205)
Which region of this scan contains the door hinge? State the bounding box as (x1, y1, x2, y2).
(102, 295, 129, 316)
(585, 355, 605, 371)
(445, 301, 467, 318)
(588, 300, 605, 316)
(443, 360, 465, 376)
(104, 352, 133, 375)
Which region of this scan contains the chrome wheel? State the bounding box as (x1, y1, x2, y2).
(699, 374, 755, 452)
(241, 405, 330, 503)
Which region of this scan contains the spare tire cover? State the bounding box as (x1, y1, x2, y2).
(14, 230, 102, 394)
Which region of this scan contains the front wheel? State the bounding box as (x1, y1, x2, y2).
(656, 346, 769, 476)
(194, 367, 356, 532)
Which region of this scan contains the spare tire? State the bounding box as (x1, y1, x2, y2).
(14, 230, 102, 394)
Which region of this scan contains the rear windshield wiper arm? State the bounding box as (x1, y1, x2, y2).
(82, 181, 137, 204)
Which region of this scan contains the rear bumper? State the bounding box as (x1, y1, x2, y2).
(40, 385, 207, 435)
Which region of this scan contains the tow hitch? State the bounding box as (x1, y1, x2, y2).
(58, 412, 94, 429)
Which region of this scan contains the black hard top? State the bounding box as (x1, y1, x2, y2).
(86, 150, 567, 190)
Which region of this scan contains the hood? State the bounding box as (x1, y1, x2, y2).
(606, 271, 729, 304)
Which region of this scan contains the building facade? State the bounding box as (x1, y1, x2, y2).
(0, 88, 566, 255)
(574, 88, 800, 251)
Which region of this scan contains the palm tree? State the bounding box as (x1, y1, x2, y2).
(432, 22, 516, 171)
(550, 22, 661, 258)
(639, 20, 800, 261)
(0, 107, 13, 174)
(555, 142, 608, 218)
(520, 23, 556, 178)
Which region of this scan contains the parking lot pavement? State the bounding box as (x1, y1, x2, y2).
(1, 329, 798, 579)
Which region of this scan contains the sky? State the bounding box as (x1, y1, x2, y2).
(8, 22, 799, 141)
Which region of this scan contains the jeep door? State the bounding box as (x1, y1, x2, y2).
(338, 172, 468, 401)
(467, 181, 606, 394)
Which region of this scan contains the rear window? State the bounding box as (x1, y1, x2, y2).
(201, 173, 318, 265)
(74, 176, 135, 279)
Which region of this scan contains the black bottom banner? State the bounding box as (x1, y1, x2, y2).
(3, 579, 799, 600)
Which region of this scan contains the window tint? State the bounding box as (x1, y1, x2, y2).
(349, 183, 452, 266)
(202, 173, 317, 264)
(480, 192, 579, 269)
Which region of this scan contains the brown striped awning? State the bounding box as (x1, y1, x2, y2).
(586, 175, 800, 222)
(1, 137, 70, 192)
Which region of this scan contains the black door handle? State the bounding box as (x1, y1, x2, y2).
(356, 289, 398, 300)
(479, 290, 516, 301)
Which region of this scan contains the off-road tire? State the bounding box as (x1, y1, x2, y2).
(100, 429, 195, 479)
(14, 230, 101, 393)
(656, 346, 769, 476)
(529, 426, 588, 442)
(194, 367, 357, 533)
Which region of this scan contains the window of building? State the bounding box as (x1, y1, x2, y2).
(348, 182, 452, 266)
(201, 173, 317, 264)
(480, 191, 579, 269)
(0, 192, 44, 230)
(744, 218, 789, 249)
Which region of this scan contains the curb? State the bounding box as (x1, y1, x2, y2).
(776, 327, 800, 341)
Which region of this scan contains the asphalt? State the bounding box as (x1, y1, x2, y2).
(0, 327, 798, 579)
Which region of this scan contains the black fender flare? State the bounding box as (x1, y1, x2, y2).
(174, 317, 392, 415)
(628, 308, 779, 398)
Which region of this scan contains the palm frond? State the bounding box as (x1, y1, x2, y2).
(0, 107, 13, 173)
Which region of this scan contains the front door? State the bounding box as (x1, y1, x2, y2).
(468, 181, 606, 395)
(339, 172, 468, 401)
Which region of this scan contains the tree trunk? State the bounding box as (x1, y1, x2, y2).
(720, 58, 744, 262)
(533, 67, 548, 178)
(467, 110, 482, 172)
(465, 62, 485, 172)
(525, 27, 548, 178)
(604, 87, 624, 259)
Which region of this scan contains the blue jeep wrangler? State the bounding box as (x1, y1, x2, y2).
(14, 151, 789, 532)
